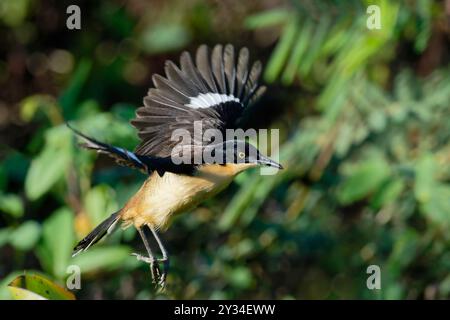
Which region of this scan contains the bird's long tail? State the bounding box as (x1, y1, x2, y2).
(72, 211, 121, 257)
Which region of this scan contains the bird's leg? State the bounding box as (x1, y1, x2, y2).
(148, 226, 169, 287)
(134, 227, 162, 286)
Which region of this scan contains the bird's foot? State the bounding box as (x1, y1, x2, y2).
(131, 253, 168, 289)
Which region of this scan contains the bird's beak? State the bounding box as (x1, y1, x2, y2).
(257, 155, 283, 169)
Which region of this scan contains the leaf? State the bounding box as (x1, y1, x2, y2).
(59, 59, 92, 117)
(264, 15, 298, 83)
(0, 193, 24, 218)
(227, 266, 253, 290)
(1, 151, 29, 183)
(298, 15, 331, 77)
(8, 273, 75, 300)
(0, 228, 11, 247)
(420, 185, 450, 226)
(71, 246, 131, 273)
(0, 271, 22, 299)
(20, 94, 60, 123)
(8, 287, 46, 300)
(218, 175, 261, 231)
(414, 153, 436, 203)
(25, 125, 72, 200)
(0, 0, 30, 27)
(140, 24, 191, 54)
(414, 0, 432, 52)
(337, 158, 391, 205)
(75, 112, 138, 150)
(387, 229, 419, 277)
(111, 103, 137, 122)
(370, 178, 404, 209)
(37, 208, 75, 279)
(9, 220, 41, 251)
(281, 18, 314, 84)
(244, 9, 289, 29)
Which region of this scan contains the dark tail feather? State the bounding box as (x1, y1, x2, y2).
(72, 211, 121, 257)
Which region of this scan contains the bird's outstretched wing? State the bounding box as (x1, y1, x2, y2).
(131, 44, 266, 157)
(67, 123, 196, 176)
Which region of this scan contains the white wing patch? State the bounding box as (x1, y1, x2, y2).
(186, 93, 241, 109)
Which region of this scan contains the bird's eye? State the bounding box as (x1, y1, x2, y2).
(238, 151, 245, 159)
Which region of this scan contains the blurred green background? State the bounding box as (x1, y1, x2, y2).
(0, 0, 449, 299)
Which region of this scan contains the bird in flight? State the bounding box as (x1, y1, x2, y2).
(69, 44, 282, 288)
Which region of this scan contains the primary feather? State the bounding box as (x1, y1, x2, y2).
(67, 123, 196, 176)
(131, 44, 266, 158)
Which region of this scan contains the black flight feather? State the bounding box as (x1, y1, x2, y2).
(132, 44, 265, 157)
(195, 45, 218, 92)
(67, 123, 196, 176)
(223, 44, 236, 95)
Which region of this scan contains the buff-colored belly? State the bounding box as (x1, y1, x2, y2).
(121, 164, 247, 230)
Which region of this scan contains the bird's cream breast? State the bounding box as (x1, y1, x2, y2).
(121, 164, 248, 229)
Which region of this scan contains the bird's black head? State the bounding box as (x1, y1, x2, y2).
(204, 140, 282, 169)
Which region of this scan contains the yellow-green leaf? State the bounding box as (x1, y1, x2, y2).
(371, 178, 404, 209)
(25, 125, 72, 200)
(8, 274, 75, 300)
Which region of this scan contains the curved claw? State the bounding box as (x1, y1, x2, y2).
(131, 253, 166, 288)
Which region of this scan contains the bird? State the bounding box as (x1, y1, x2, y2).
(68, 44, 282, 288)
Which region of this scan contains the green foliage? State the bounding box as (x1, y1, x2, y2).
(59, 60, 92, 117)
(0, 193, 24, 218)
(140, 24, 191, 54)
(336, 154, 391, 205)
(246, 0, 429, 114)
(8, 221, 41, 251)
(1, 0, 449, 300)
(84, 184, 119, 226)
(0, 0, 31, 27)
(72, 246, 132, 273)
(25, 125, 72, 200)
(37, 208, 75, 279)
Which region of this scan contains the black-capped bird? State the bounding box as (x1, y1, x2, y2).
(69, 44, 282, 287)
